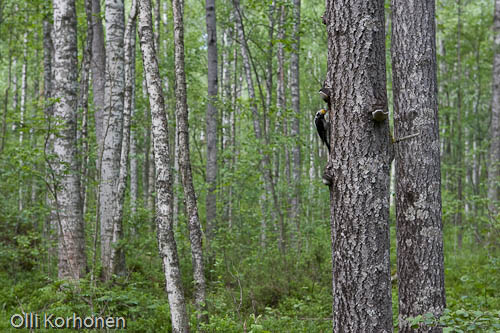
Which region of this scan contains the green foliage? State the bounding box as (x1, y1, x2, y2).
(407, 308, 500, 332)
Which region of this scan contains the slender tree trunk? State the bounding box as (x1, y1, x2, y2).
(172, 0, 207, 324)
(138, 0, 190, 330)
(274, 4, 286, 248)
(290, 0, 301, 248)
(0, 47, 11, 154)
(130, 129, 138, 215)
(221, 21, 232, 223)
(455, 0, 464, 249)
(130, 4, 140, 217)
(323, 0, 393, 330)
(112, 0, 138, 277)
(205, 0, 218, 243)
(80, 0, 93, 216)
(488, 0, 500, 216)
(100, 0, 125, 281)
(143, 79, 151, 208)
(91, 0, 106, 152)
(42, 12, 55, 276)
(18, 31, 27, 213)
(52, 0, 87, 280)
(391, 0, 446, 331)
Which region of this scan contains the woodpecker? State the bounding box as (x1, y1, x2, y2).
(314, 109, 330, 152)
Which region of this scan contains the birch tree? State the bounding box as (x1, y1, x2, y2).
(322, 0, 393, 330)
(111, 0, 138, 277)
(100, 0, 125, 281)
(489, 0, 500, 216)
(138, 0, 190, 330)
(205, 0, 218, 242)
(90, 0, 106, 151)
(52, 0, 87, 280)
(172, 0, 207, 322)
(290, 0, 301, 247)
(391, 0, 446, 331)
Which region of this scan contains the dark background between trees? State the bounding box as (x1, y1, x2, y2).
(0, 0, 498, 331)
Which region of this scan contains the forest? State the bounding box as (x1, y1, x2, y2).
(0, 0, 498, 331)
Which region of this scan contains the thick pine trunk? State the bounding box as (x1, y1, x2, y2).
(172, 0, 207, 323)
(489, 0, 500, 216)
(391, 0, 446, 331)
(52, 0, 87, 280)
(205, 0, 218, 243)
(100, 0, 125, 281)
(323, 0, 393, 331)
(138, 0, 190, 331)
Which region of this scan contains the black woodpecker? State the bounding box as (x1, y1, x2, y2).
(314, 109, 330, 152)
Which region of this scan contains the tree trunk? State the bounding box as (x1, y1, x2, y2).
(18, 31, 27, 213)
(172, 0, 207, 324)
(0, 47, 11, 153)
(112, 0, 138, 278)
(42, 11, 55, 276)
(455, 0, 464, 249)
(275, 4, 286, 248)
(91, 0, 106, 152)
(80, 0, 93, 216)
(138, 0, 190, 331)
(205, 0, 218, 243)
(488, 0, 500, 216)
(100, 0, 125, 281)
(290, 0, 301, 248)
(323, 0, 393, 330)
(52, 0, 87, 280)
(391, 0, 446, 331)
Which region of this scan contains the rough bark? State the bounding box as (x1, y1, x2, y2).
(138, 0, 190, 331)
(52, 0, 87, 280)
(111, 0, 138, 277)
(130, 129, 138, 215)
(130, 3, 140, 216)
(172, 0, 207, 323)
(100, 0, 125, 281)
(489, 0, 500, 216)
(91, 0, 106, 151)
(290, 0, 301, 247)
(205, 0, 218, 243)
(323, 0, 393, 331)
(391, 0, 446, 331)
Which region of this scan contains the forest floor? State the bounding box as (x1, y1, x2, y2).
(0, 222, 498, 332)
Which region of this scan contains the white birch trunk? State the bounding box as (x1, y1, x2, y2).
(172, 0, 207, 323)
(52, 0, 87, 280)
(205, 0, 218, 242)
(111, 0, 138, 277)
(488, 0, 500, 215)
(138, 0, 190, 330)
(100, 0, 125, 281)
